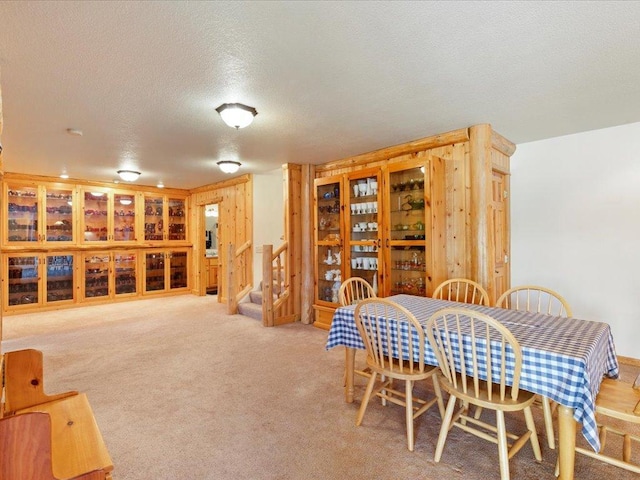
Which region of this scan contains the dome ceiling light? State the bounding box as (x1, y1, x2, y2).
(215, 103, 257, 129)
(217, 160, 241, 174)
(117, 170, 141, 182)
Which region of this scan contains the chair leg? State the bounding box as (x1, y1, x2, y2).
(434, 395, 458, 462)
(431, 373, 445, 419)
(406, 379, 414, 451)
(524, 406, 543, 462)
(542, 396, 556, 449)
(356, 372, 378, 426)
(496, 410, 510, 480)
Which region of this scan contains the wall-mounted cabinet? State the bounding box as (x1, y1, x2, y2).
(4, 182, 76, 245)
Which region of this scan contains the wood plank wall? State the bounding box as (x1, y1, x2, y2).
(189, 175, 253, 303)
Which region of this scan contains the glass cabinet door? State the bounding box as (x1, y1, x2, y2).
(83, 253, 110, 299)
(6, 185, 39, 243)
(145, 251, 165, 292)
(6, 254, 40, 307)
(113, 193, 137, 242)
(45, 187, 74, 243)
(83, 191, 109, 242)
(346, 172, 381, 294)
(168, 198, 187, 241)
(168, 250, 188, 289)
(45, 254, 75, 303)
(315, 178, 343, 304)
(114, 252, 138, 295)
(386, 164, 428, 296)
(144, 196, 164, 242)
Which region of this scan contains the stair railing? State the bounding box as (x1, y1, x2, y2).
(227, 240, 253, 314)
(262, 242, 295, 326)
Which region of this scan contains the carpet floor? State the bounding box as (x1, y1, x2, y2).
(2, 295, 638, 479)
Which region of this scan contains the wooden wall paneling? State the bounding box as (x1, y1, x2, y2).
(300, 165, 314, 324)
(429, 154, 447, 294)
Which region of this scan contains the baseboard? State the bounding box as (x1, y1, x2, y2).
(618, 355, 640, 367)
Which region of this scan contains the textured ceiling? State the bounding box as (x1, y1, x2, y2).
(1, 1, 639, 189)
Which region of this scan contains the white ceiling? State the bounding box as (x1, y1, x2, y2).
(1, 1, 639, 190)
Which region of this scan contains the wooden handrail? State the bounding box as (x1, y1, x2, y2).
(227, 241, 252, 314)
(262, 242, 293, 326)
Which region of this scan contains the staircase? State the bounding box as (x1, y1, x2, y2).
(237, 278, 284, 322)
(237, 289, 264, 321)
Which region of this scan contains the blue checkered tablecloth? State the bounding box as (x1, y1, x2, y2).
(325, 294, 619, 452)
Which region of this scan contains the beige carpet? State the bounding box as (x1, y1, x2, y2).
(2, 295, 638, 480)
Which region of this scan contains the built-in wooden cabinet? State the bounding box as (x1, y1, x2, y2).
(143, 194, 187, 244)
(206, 257, 218, 290)
(142, 249, 189, 295)
(4, 181, 76, 245)
(313, 158, 447, 329)
(1, 174, 192, 314)
(81, 251, 140, 302)
(2, 252, 77, 311)
(312, 125, 513, 330)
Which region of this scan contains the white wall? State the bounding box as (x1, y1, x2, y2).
(511, 122, 640, 358)
(252, 168, 285, 288)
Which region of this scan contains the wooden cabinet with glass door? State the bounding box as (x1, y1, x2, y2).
(313, 176, 344, 329)
(382, 160, 444, 297)
(82, 251, 140, 301)
(4, 182, 76, 245)
(80, 188, 138, 244)
(143, 195, 188, 244)
(142, 249, 189, 294)
(345, 169, 382, 297)
(2, 252, 77, 312)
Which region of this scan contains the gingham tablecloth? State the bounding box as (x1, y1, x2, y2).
(325, 294, 619, 452)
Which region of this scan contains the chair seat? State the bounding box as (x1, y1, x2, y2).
(439, 373, 537, 412)
(367, 358, 440, 382)
(596, 378, 640, 422)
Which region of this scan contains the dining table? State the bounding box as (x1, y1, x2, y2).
(16, 392, 114, 479)
(325, 294, 619, 480)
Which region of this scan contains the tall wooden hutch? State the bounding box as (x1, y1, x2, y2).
(311, 124, 513, 329)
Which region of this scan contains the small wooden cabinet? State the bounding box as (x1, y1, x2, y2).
(206, 257, 218, 290)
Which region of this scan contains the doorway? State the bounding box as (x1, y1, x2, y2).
(204, 203, 219, 296)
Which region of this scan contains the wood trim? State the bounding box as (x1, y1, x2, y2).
(2, 172, 188, 195)
(188, 174, 251, 194)
(315, 127, 470, 173)
(491, 129, 516, 157)
(619, 355, 640, 367)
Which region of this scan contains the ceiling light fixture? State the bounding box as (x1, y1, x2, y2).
(117, 170, 141, 182)
(215, 103, 257, 129)
(60, 173, 69, 179)
(119, 197, 133, 206)
(217, 160, 241, 174)
(157, 181, 164, 189)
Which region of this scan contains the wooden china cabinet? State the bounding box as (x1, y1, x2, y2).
(312, 124, 513, 330)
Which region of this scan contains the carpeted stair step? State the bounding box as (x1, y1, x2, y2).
(249, 290, 263, 304)
(237, 301, 262, 321)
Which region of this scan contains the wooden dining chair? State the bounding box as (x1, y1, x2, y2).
(354, 298, 445, 451)
(0, 411, 107, 480)
(432, 278, 490, 306)
(555, 373, 640, 475)
(2, 349, 78, 416)
(425, 307, 542, 480)
(496, 285, 572, 449)
(339, 277, 377, 382)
